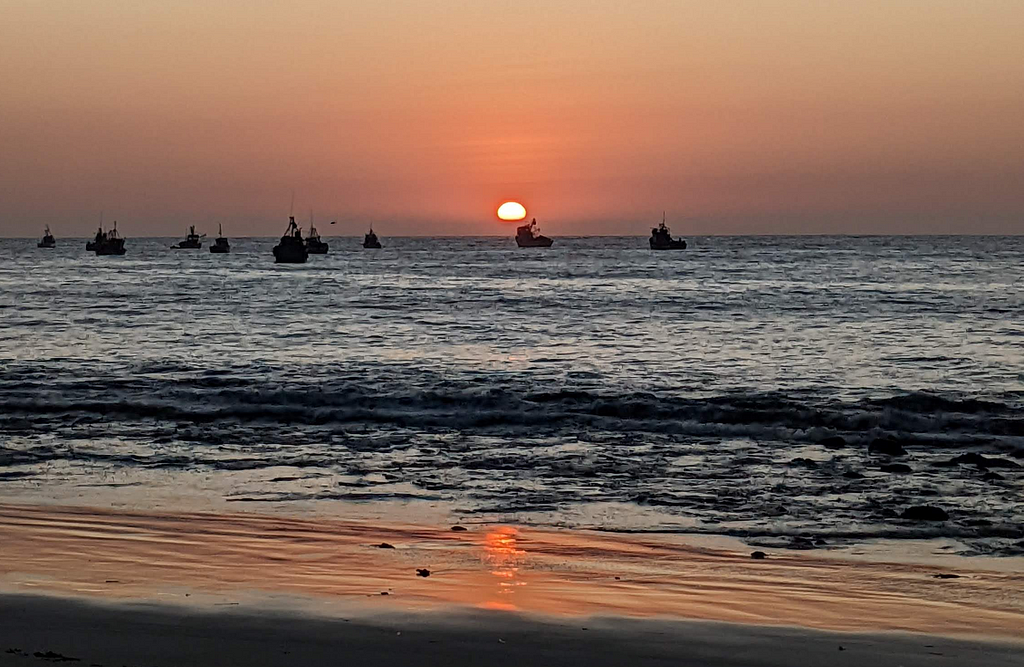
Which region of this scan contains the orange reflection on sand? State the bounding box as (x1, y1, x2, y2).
(483, 527, 526, 608)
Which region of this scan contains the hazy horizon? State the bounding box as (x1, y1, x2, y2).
(2, 1, 1023, 237)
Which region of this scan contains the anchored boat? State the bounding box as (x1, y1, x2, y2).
(210, 224, 230, 253)
(515, 219, 553, 247)
(305, 219, 328, 254)
(94, 223, 127, 255)
(363, 227, 382, 248)
(172, 226, 205, 249)
(37, 226, 56, 248)
(649, 214, 687, 250)
(85, 227, 104, 251)
(273, 217, 308, 264)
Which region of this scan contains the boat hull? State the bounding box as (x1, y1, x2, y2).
(273, 245, 308, 263)
(650, 239, 687, 250)
(210, 245, 230, 254)
(306, 242, 329, 254)
(95, 247, 126, 256)
(363, 241, 382, 248)
(37, 242, 55, 248)
(516, 235, 553, 248)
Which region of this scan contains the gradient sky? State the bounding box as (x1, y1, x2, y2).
(2, 0, 1022, 236)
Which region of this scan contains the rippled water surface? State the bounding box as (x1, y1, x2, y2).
(1, 235, 1022, 553)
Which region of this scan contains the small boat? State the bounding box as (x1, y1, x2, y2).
(363, 227, 382, 249)
(515, 219, 553, 247)
(94, 223, 127, 255)
(649, 214, 686, 250)
(305, 219, 328, 254)
(85, 227, 104, 251)
(210, 224, 230, 253)
(273, 216, 308, 264)
(37, 226, 56, 248)
(172, 225, 205, 249)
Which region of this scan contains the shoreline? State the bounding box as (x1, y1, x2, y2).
(1, 503, 1022, 640)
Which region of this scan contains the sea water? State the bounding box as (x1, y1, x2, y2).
(0, 235, 1021, 554)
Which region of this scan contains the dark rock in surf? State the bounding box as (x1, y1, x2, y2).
(750, 551, 767, 560)
(450, 525, 468, 532)
(940, 453, 1019, 469)
(820, 436, 847, 449)
(378, 543, 395, 549)
(416, 568, 431, 577)
(33, 651, 79, 662)
(869, 438, 907, 457)
(902, 506, 949, 522)
(933, 573, 960, 579)
(880, 463, 912, 474)
(788, 458, 818, 469)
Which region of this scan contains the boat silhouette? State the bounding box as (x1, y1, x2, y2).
(172, 226, 205, 249)
(37, 226, 55, 248)
(85, 227, 104, 251)
(210, 224, 230, 253)
(515, 219, 553, 247)
(305, 217, 328, 254)
(273, 217, 308, 263)
(649, 214, 687, 250)
(94, 223, 127, 255)
(363, 227, 382, 248)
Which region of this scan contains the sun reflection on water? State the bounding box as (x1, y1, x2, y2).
(482, 527, 526, 610)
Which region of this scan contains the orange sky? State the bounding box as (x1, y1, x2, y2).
(1, 0, 1022, 236)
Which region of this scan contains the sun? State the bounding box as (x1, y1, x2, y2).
(497, 201, 527, 221)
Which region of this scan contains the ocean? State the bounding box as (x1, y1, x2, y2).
(1, 235, 1021, 555)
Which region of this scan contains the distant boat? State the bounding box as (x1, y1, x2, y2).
(37, 226, 55, 248)
(649, 214, 686, 250)
(515, 219, 553, 247)
(94, 223, 127, 255)
(363, 227, 381, 249)
(273, 216, 308, 264)
(305, 219, 328, 254)
(87, 212, 105, 250)
(85, 226, 104, 251)
(172, 225, 205, 249)
(210, 224, 230, 253)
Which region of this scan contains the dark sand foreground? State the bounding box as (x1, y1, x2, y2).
(1, 594, 1022, 667)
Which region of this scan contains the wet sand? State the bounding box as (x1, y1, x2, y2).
(0, 503, 1022, 665)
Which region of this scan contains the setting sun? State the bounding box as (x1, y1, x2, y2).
(497, 202, 527, 221)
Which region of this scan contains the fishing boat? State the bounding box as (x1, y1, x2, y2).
(515, 219, 553, 247)
(363, 227, 382, 248)
(210, 224, 230, 253)
(649, 214, 687, 250)
(37, 226, 56, 248)
(94, 223, 127, 255)
(305, 218, 328, 254)
(85, 227, 104, 251)
(273, 217, 308, 264)
(172, 226, 204, 249)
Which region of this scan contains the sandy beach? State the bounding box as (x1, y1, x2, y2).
(1, 503, 1022, 666)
